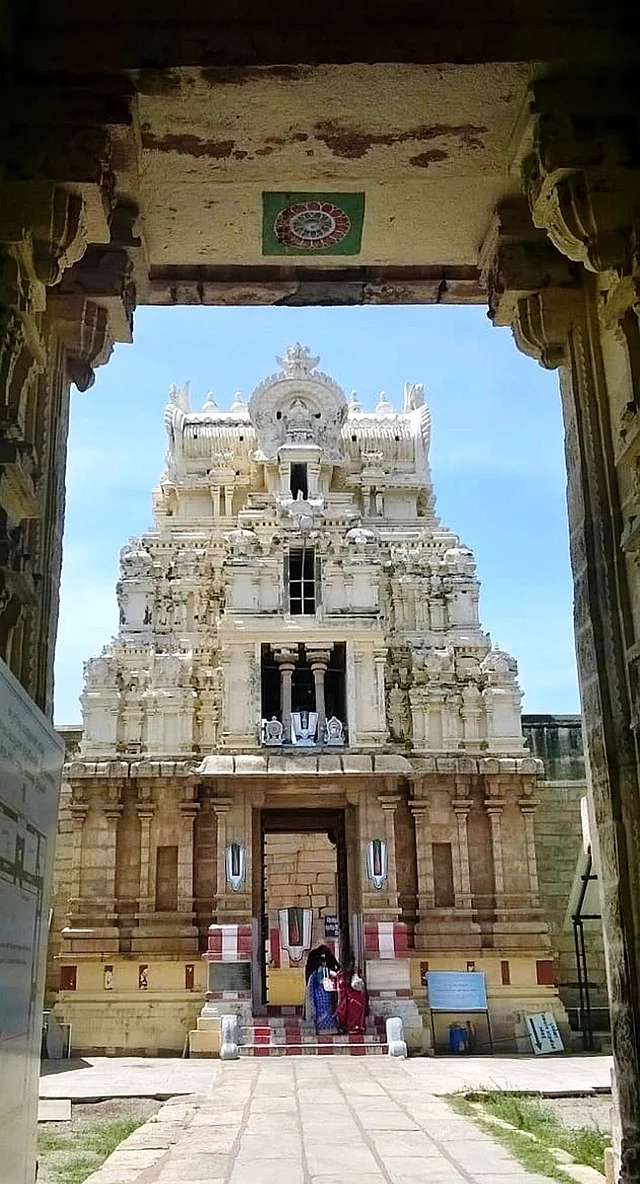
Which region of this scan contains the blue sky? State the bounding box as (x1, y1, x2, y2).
(53, 304, 580, 724)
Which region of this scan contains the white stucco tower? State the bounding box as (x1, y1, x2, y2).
(54, 346, 557, 1058)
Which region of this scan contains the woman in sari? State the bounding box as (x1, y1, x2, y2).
(304, 946, 339, 1033)
(336, 957, 367, 1034)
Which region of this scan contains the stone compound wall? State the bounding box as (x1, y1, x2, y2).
(523, 715, 608, 1041)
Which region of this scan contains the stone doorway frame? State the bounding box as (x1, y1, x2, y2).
(253, 806, 351, 1014)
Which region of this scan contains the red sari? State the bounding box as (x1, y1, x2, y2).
(336, 969, 367, 1033)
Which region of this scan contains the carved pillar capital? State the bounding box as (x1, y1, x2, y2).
(306, 648, 332, 670)
(522, 78, 640, 276)
(273, 645, 298, 669)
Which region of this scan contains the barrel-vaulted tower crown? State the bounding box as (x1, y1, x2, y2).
(79, 346, 531, 772)
(248, 343, 347, 463)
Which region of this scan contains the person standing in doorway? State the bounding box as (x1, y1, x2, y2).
(336, 956, 367, 1034)
(304, 946, 339, 1033)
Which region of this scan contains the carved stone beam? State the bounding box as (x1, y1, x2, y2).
(521, 77, 640, 276)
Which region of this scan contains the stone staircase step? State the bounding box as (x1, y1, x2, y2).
(234, 1010, 389, 1056)
(239, 1041, 388, 1057)
(241, 1028, 384, 1045)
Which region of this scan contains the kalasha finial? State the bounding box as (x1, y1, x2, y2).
(277, 344, 320, 375)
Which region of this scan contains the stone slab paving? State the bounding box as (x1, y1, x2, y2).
(40, 1053, 612, 1101)
(78, 1057, 612, 1184)
(39, 1057, 220, 1099)
(37, 1098, 71, 1121)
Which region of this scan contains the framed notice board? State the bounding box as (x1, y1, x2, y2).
(425, 971, 492, 1053)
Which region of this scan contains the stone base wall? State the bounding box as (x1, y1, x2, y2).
(52, 949, 570, 1054)
(534, 780, 608, 1018)
(46, 781, 74, 999)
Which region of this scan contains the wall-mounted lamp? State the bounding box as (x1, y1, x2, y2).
(366, 838, 388, 890)
(225, 842, 246, 891)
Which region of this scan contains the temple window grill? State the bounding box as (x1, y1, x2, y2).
(288, 546, 316, 615)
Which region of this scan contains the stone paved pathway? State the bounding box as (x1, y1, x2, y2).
(40, 1053, 612, 1100)
(81, 1058, 575, 1184)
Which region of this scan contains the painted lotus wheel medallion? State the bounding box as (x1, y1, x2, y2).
(274, 200, 351, 250)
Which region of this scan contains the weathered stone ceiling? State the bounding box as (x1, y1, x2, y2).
(8, 3, 640, 305)
(137, 64, 538, 275)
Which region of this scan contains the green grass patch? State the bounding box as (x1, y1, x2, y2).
(448, 1092, 611, 1180)
(37, 1115, 146, 1184)
(448, 1095, 570, 1182)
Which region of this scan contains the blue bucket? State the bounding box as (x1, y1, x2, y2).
(448, 1024, 468, 1054)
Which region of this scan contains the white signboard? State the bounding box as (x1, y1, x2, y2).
(0, 659, 64, 1184)
(525, 1011, 564, 1055)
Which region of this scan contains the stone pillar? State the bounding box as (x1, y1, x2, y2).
(212, 799, 231, 918)
(224, 485, 233, 517)
(485, 795, 505, 904)
(482, 90, 640, 1174)
(409, 801, 435, 924)
(373, 648, 388, 734)
(452, 796, 473, 912)
(177, 796, 200, 918)
(274, 646, 297, 742)
(378, 792, 401, 918)
(103, 795, 123, 923)
(137, 798, 155, 917)
(307, 647, 331, 738)
(519, 794, 540, 906)
(68, 796, 88, 916)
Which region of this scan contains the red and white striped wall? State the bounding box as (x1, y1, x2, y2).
(206, 923, 253, 962)
(364, 921, 410, 960)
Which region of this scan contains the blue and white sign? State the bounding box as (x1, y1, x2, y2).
(426, 971, 488, 1012)
(525, 1012, 564, 1055)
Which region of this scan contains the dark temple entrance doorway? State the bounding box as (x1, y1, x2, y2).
(253, 808, 351, 1014)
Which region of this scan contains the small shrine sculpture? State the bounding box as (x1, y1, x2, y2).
(324, 716, 345, 745)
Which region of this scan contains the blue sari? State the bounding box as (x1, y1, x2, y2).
(305, 967, 338, 1032)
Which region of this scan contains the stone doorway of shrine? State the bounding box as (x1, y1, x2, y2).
(252, 807, 353, 1014)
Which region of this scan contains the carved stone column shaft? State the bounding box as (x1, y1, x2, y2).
(485, 800, 505, 900)
(452, 798, 473, 912)
(137, 806, 154, 914)
(519, 800, 540, 905)
(307, 647, 332, 738)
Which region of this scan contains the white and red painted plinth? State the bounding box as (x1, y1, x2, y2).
(201, 923, 253, 1020)
(363, 921, 423, 1040)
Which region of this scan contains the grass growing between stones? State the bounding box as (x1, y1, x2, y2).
(37, 1101, 159, 1184)
(448, 1092, 611, 1181)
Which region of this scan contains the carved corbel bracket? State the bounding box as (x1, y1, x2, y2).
(0, 182, 91, 297)
(0, 432, 39, 525)
(512, 288, 583, 370)
(523, 80, 640, 275)
(46, 294, 113, 392)
(480, 197, 577, 326)
(56, 245, 136, 344)
(480, 197, 582, 369)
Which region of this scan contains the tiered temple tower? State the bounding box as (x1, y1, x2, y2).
(50, 345, 566, 1054)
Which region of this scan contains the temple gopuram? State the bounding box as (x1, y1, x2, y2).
(48, 346, 603, 1056)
